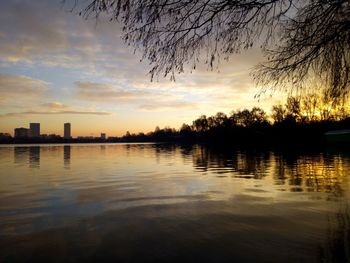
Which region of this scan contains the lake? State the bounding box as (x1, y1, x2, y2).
(0, 143, 349, 262)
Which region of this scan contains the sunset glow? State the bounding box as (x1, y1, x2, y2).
(0, 1, 283, 137)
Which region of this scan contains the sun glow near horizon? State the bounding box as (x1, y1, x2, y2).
(0, 1, 342, 137)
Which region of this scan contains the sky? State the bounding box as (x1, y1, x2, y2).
(0, 0, 284, 137)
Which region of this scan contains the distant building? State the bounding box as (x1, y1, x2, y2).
(101, 133, 106, 140)
(14, 128, 29, 138)
(64, 123, 71, 139)
(29, 123, 40, 137)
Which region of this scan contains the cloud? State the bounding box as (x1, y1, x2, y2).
(0, 0, 274, 126)
(138, 101, 197, 111)
(0, 0, 146, 82)
(75, 81, 173, 102)
(0, 0, 262, 91)
(40, 102, 68, 109)
(0, 74, 49, 102)
(0, 1, 68, 63)
(0, 110, 111, 117)
(0, 0, 112, 72)
(0, 95, 112, 118)
(75, 81, 139, 101)
(74, 80, 198, 112)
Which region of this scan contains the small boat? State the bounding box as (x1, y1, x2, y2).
(324, 129, 350, 143)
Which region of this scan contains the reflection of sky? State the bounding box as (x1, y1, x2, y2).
(0, 144, 349, 237)
(0, 1, 285, 137)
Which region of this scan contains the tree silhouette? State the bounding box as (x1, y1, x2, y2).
(231, 107, 268, 127)
(193, 115, 209, 132)
(285, 96, 302, 122)
(207, 112, 229, 129)
(111, 93, 350, 144)
(69, 0, 350, 98)
(271, 104, 287, 123)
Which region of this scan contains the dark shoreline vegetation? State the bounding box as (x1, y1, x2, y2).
(1, 95, 350, 147)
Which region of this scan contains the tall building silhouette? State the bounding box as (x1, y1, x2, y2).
(64, 123, 71, 138)
(29, 123, 40, 137)
(14, 128, 29, 138)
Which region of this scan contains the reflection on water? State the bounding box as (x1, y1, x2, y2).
(63, 145, 71, 169)
(14, 146, 41, 168)
(14, 147, 27, 164)
(322, 204, 350, 263)
(0, 143, 350, 262)
(29, 146, 40, 168)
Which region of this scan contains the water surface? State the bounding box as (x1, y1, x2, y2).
(0, 143, 349, 262)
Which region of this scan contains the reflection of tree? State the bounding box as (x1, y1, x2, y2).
(321, 204, 350, 263)
(150, 144, 177, 164)
(191, 146, 210, 171)
(186, 145, 349, 194)
(190, 145, 271, 179)
(231, 151, 271, 179)
(274, 155, 287, 185)
(274, 153, 345, 194)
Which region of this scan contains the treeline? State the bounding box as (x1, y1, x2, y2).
(122, 94, 350, 146)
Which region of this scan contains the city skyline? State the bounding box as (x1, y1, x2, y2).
(0, 0, 284, 137)
(12, 121, 109, 139)
(13, 122, 67, 138)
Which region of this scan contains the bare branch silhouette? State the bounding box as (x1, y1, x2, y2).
(255, 0, 350, 99)
(65, 0, 350, 98)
